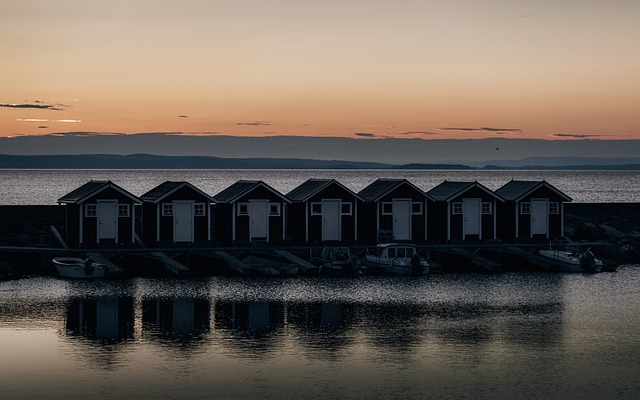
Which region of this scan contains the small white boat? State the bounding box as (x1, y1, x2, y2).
(538, 248, 604, 273)
(53, 257, 107, 278)
(363, 243, 429, 276)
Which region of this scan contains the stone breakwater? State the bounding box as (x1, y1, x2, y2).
(1, 203, 639, 276)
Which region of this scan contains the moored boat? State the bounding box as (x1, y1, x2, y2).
(537, 248, 604, 273)
(53, 257, 107, 278)
(314, 247, 361, 275)
(363, 243, 429, 276)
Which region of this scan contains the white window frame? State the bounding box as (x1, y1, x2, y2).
(411, 202, 423, 215)
(452, 202, 463, 214)
(85, 204, 97, 217)
(269, 203, 281, 216)
(381, 202, 393, 215)
(194, 203, 206, 216)
(341, 202, 353, 216)
(162, 203, 173, 216)
(520, 202, 531, 214)
(311, 202, 322, 216)
(482, 202, 492, 215)
(549, 202, 559, 214)
(237, 203, 249, 216)
(118, 204, 130, 217)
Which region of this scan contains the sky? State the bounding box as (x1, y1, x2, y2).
(1, 0, 639, 140)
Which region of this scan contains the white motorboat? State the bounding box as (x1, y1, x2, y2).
(363, 243, 429, 276)
(53, 257, 107, 278)
(538, 248, 604, 273)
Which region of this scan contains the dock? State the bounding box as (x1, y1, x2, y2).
(86, 252, 124, 276)
(274, 250, 319, 274)
(447, 247, 502, 272)
(149, 252, 191, 276)
(212, 251, 249, 274)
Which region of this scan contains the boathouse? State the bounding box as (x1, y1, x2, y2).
(495, 180, 572, 242)
(57, 180, 141, 248)
(357, 179, 431, 244)
(286, 179, 362, 244)
(426, 181, 503, 243)
(140, 181, 214, 247)
(213, 180, 290, 245)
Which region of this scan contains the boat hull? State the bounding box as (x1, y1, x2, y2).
(53, 257, 107, 279)
(363, 257, 429, 276)
(538, 249, 604, 273)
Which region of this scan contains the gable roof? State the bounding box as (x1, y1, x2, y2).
(140, 181, 214, 203)
(495, 180, 572, 202)
(358, 178, 432, 202)
(427, 181, 503, 202)
(57, 180, 141, 204)
(213, 180, 291, 204)
(286, 179, 363, 202)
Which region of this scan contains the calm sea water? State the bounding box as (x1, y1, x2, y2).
(1, 169, 640, 204)
(1, 270, 640, 400)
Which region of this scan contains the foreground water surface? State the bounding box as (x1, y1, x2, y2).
(1, 268, 639, 399)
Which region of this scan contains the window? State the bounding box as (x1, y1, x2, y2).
(520, 202, 531, 214)
(194, 203, 206, 216)
(237, 203, 249, 216)
(549, 202, 559, 214)
(269, 203, 281, 216)
(382, 202, 393, 215)
(482, 202, 492, 215)
(85, 204, 97, 217)
(341, 202, 352, 215)
(162, 203, 173, 216)
(118, 204, 130, 217)
(452, 202, 463, 214)
(411, 202, 423, 215)
(311, 202, 322, 215)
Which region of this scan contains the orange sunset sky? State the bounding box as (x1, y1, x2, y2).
(1, 0, 639, 140)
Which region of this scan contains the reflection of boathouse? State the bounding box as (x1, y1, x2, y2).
(65, 296, 134, 341)
(142, 297, 210, 340)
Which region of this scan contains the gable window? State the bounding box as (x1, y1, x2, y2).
(341, 202, 352, 215)
(194, 203, 206, 216)
(85, 204, 97, 217)
(162, 203, 173, 216)
(452, 202, 463, 214)
(237, 203, 249, 216)
(118, 204, 130, 217)
(549, 202, 559, 214)
(269, 203, 281, 216)
(411, 202, 423, 215)
(482, 202, 492, 215)
(311, 202, 322, 215)
(382, 202, 393, 215)
(520, 202, 531, 214)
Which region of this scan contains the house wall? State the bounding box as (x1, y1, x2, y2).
(516, 186, 567, 241)
(75, 187, 136, 247)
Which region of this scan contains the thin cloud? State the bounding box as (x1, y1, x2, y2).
(236, 121, 271, 126)
(38, 125, 48, 129)
(355, 132, 376, 137)
(395, 131, 440, 136)
(178, 115, 189, 118)
(17, 118, 49, 122)
(550, 133, 605, 139)
(47, 131, 123, 137)
(438, 127, 522, 133)
(1, 101, 68, 111)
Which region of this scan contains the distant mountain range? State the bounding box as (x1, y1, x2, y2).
(1, 153, 639, 170)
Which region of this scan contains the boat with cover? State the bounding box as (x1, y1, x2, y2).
(537, 248, 604, 273)
(53, 257, 107, 278)
(363, 243, 429, 276)
(313, 247, 361, 275)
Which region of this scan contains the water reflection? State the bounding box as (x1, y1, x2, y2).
(65, 296, 134, 342)
(142, 297, 211, 343)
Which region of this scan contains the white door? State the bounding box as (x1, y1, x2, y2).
(531, 199, 548, 236)
(322, 200, 341, 241)
(392, 199, 411, 241)
(97, 201, 117, 241)
(250, 201, 268, 239)
(173, 202, 194, 242)
(463, 198, 481, 237)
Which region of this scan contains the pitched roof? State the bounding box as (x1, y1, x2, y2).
(427, 181, 503, 202)
(495, 180, 572, 202)
(286, 179, 362, 202)
(57, 180, 141, 204)
(213, 180, 291, 203)
(140, 181, 214, 203)
(358, 178, 431, 202)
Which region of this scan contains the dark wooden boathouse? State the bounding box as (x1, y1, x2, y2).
(426, 181, 503, 243)
(140, 181, 214, 247)
(357, 179, 431, 244)
(57, 180, 141, 248)
(286, 179, 362, 244)
(495, 180, 572, 242)
(213, 180, 290, 245)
